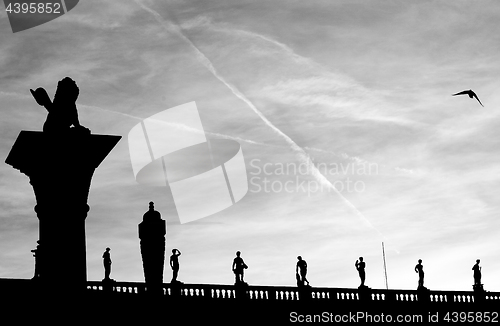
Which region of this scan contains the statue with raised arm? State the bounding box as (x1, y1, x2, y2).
(30, 77, 90, 134)
(355, 257, 366, 288)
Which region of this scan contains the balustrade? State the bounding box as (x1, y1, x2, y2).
(51, 279, 500, 305)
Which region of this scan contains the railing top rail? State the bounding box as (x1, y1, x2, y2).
(3, 279, 499, 297)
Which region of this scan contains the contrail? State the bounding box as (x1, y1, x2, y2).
(82, 103, 389, 172)
(80, 103, 274, 147)
(134, 1, 387, 238)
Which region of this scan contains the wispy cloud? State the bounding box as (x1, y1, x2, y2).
(134, 0, 390, 240)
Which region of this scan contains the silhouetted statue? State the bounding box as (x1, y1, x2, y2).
(31, 240, 42, 280)
(138, 201, 166, 293)
(30, 77, 90, 134)
(232, 251, 248, 284)
(415, 259, 425, 289)
(170, 249, 181, 283)
(5, 79, 121, 292)
(472, 259, 482, 286)
(296, 256, 309, 287)
(355, 257, 366, 287)
(103, 247, 112, 280)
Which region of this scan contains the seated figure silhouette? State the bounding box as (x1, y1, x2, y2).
(415, 259, 425, 289)
(170, 249, 182, 283)
(30, 77, 90, 134)
(296, 256, 309, 287)
(472, 259, 482, 287)
(355, 257, 366, 288)
(232, 251, 248, 285)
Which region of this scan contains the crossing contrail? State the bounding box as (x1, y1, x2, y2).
(134, 0, 387, 239)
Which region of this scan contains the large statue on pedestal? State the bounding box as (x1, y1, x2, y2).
(139, 202, 166, 295)
(5, 77, 121, 292)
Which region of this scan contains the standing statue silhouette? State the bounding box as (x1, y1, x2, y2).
(232, 251, 248, 284)
(472, 259, 482, 286)
(296, 256, 310, 287)
(355, 257, 366, 287)
(103, 247, 112, 280)
(415, 259, 425, 289)
(170, 249, 181, 283)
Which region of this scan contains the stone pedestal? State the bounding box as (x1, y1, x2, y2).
(417, 285, 430, 303)
(358, 285, 371, 301)
(5, 131, 121, 291)
(234, 282, 249, 300)
(473, 284, 485, 303)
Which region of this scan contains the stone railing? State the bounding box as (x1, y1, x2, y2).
(85, 281, 500, 304)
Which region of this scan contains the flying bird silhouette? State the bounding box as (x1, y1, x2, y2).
(452, 89, 484, 107)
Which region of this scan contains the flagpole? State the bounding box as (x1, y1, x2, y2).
(382, 242, 388, 290)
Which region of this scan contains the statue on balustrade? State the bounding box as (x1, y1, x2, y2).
(355, 257, 366, 288)
(232, 251, 248, 285)
(170, 249, 182, 283)
(472, 259, 482, 290)
(296, 256, 310, 287)
(103, 247, 112, 281)
(415, 259, 425, 289)
(30, 77, 90, 135)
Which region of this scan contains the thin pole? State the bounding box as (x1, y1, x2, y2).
(382, 242, 388, 290)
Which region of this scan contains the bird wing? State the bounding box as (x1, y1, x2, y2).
(472, 92, 484, 107)
(452, 90, 469, 96)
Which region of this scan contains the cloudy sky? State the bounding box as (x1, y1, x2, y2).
(1, 0, 499, 292)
